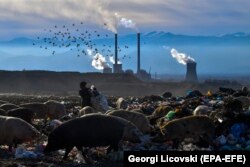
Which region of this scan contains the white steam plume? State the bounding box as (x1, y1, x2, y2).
(109, 56, 122, 64)
(170, 48, 195, 65)
(114, 12, 138, 32)
(0, 1, 141, 34)
(91, 53, 110, 70)
(87, 48, 111, 70)
(0, 0, 118, 33)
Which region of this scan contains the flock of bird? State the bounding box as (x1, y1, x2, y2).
(33, 22, 132, 60)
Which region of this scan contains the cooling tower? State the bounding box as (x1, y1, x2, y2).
(137, 33, 141, 74)
(185, 62, 198, 82)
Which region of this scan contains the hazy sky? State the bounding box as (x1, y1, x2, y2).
(1, 0, 250, 39)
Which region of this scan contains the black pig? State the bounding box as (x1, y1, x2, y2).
(44, 114, 142, 160)
(7, 108, 35, 124)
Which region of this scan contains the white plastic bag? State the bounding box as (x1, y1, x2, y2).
(91, 93, 109, 113)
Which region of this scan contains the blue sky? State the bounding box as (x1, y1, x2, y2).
(0, 0, 250, 75)
(1, 0, 250, 39)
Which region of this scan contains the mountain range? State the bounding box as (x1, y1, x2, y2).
(0, 32, 250, 76)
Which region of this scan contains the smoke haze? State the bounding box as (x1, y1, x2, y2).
(114, 12, 138, 32)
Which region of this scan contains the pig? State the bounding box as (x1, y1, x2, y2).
(78, 106, 95, 116)
(0, 103, 19, 111)
(116, 97, 128, 109)
(0, 116, 40, 150)
(44, 114, 142, 160)
(7, 108, 35, 124)
(147, 106, 173, 125)
(44, 100, 66, 119)
(150, 106, 173, 119)
(0, 100, 8, 105)
(153, 115, 215, 145)
(131, 109, 144, 114)
(0, 109, 6, 116)
(107, 110, 152, 134)
(20, 102, 48, 120)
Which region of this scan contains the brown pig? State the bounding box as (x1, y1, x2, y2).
(44, 100, 66, 119)
(0, 116, 40, 150)
(153, 115, 215, 145)
(107, 110, 152, 134)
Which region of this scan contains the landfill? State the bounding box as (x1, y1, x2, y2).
(0, 86, 249, 166)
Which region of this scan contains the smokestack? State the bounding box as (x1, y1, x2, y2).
(137, 33, 140, 74)
(115, 33, 118, 65)
(113, 33, 119, 73)
(113, 33, 123, 73)
(185, 62, 198, 83)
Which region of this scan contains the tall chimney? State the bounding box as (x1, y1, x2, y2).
(137, 33, 141, 74)
(113, 33, 118, 73)
(185, 62, 198, 83)
(115, 33, 118, 65)
(113, 33, 123, 73)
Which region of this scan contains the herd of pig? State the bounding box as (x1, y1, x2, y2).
(0, 100, 145, 161)
(0, 86, 250, 163)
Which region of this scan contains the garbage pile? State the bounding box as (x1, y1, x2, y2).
(0, 86, 249, 166)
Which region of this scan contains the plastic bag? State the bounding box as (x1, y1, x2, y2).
(230, 123, 246, 138)
(164, 111, 176, 120)
(15, 146, 37, 159)
(91, 93, 109, 113)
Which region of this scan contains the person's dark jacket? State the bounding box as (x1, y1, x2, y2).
(79, 87, 92, 107)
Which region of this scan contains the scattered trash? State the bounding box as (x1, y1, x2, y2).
(1, 86, 250, 166)
(108, 151, 124, 162)
(162, 91, 172, 98)
(227, 134, 238, 145)
(74, 151, 86, 164)
(15, 146, 38, 159)
(186, 90, 202, 98)
(230, 123, 246, 138)
(164, 110, 176, 120)
(193, 105, 212, 116)
(215, 135, 227, 146)
(207, 90, 212, 97)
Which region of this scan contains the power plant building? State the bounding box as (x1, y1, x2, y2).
(185, 61, 198, 83)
